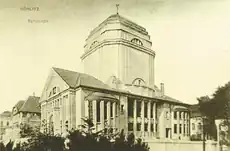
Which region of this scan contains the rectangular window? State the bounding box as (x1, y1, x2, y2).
(179, 124, 182, 134)
(89, 101, 93, 120)
(179, 112, 182, 119)
(151, 123, 154, 132)
(198, 123, 202, 130)
(174, 111, 177, 119)
(144, 123, 148, 131)
(136, 101, 141, 117)
(104, 102, 107, 120)
(150, 102, 153, 118)
(128, 98, 134, 117)
(96, 101, 100, 122)
(128, 123, 133, 131)
(110, 103, 113, 117)
(144, 102, 148, 118)
(53, 87, 56, 95)
(137, 123, 141, 131)
(174, 124, 177, 134)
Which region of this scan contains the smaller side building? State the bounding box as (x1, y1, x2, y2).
(3, 96, 41, 143)
(0, 111, 11, 141)
(189, 104, 203, 140)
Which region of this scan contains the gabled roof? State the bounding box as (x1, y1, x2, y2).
(159, 95, 184, 104)
(0, 111, 11, 117)
(52, 67, 188, 106)
(13, 100, 25, 110)
(19, 96, 40, 113)
(53, 67, 112, 90)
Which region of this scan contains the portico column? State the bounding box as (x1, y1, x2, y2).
(171, 111, 174, 138)
(184, 112, 187, 136)
(107, 102, 111, 126)
(92, 100, 97, 128)
(141, 101, 145, 134)
(112, 102, 116, 128)
(153, 103, 156, 134)
(177, 111, 180, 138)
(147, 101, 151, 137)
(182, 112, 184, 137)
(100, 101, 105, 130)
(133, 100, 137, 135)
(59, 99, 63, 133)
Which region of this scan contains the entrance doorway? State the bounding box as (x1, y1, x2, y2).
(166, 128, 171, 138)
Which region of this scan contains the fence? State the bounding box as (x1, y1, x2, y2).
(145, 139, 218, 151)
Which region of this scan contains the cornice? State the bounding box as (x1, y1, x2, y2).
(81, 38, 155, 60)
(87, 19, 148, 41)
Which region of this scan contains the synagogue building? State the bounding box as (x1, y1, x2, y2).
(40, 13, 190, 140)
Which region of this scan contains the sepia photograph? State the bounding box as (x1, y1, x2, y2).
(0, 0, 230, 151)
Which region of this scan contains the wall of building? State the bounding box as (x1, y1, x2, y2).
(146, 140, 218, 151)
(190, 117, 203, 137)
(0, 116, 11, 140)
(83, 18, 155, 90)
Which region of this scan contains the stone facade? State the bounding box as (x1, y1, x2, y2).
(40, 14, 190, 140)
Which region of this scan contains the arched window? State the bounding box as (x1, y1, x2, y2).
(132, 78, 146, 86)
(49, 115, 54, 135)
(90, 41, 99, 49)
(131, 38, 143, 46)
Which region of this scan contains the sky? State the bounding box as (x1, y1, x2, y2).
(0, 0, 230, 113)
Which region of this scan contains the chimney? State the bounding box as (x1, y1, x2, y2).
(33, 92, 35, 96)
(160, 83, 164, 96)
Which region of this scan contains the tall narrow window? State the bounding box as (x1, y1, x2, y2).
(144, 123, 148, 131)
(128, 123, 133, 131)
(96, 101, 100, 122)
(53, 87, 57, 95)
(137, 123, 141, 131)
(150, 102, 153, 118)
(174, 111, 177, 119)
(174, 124, 177, 134)
(128, 98, 134, 117)
(151, 123, 154, 132)
(179, 124, 182, 134)
(89, 101, 93, 120)
(110, 103, 113, 117)
(179, 112, 182, 119)
(144, 102, 148, 118)
(136, 101, 141, 117)
(104, 102, 107, 120)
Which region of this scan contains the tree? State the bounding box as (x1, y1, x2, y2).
(197, 82, 230, 141)
(197, 96, 217, 140)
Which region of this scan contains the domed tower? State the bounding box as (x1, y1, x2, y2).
(81, 14, 155, 93)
